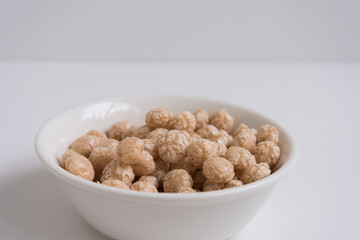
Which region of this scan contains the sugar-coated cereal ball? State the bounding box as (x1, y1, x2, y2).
(138, 175, 159, 188)
(158, 130, 192, 163)
(152, 158, 170, 186)
(117, 137, 144, 164)
(143, 138, 159, 159)
(108, 121, 135, 141)
(209, 109, 234, 133)
(194, 109, 209, 130)
(146, 128, 168, 142)
(192, 170, 206, 191)
(89, 139, 120, 180)
(197, 125, 220, 142)
(240, 163, 271, 184)
(225, 146, 256, 174)
(203, 180, 224, 192)
(102, 179, 130, 190)
(203, 157, 235, 184)
(168, 111, 196, 131)
(169, 156, 198, 176)
(131, 151, 156, 176)
(70, 135, 101, 158)
(217, 130, 233, 147)
(231, 128, 256, 151)
(178, 187, 197, 193)
(256, 124, 279, 144)
(63, 150, 95, 181)
(252, 141, 280, 168)
(131, 125, 152, 139)
(186, 139, 219, 168)
(224, 180, 244, 189)
(60, 149, 78, 168)
(86, 129, 107, 140)
(131, 181, 158, 193)
(100, 160, 135, 186)
(145, 108, 173, 128)
(163, 169, 193, 193)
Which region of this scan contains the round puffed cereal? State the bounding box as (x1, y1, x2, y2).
(143, 138, 159, 159)
(63, 151, 95, 181)
(231, 128, 256, 151)
(131, 125, 152, 139)
(70, 135, 102, 158)
(178, 187, 197, 193)
(145, 108, 173, 128)
(88, 139, 120, 180)
(188, 131, 202, 141)
(169, 156, 198, 176)
(217, 130, 233, 148)
(158, 130, 192, 163)
(203, 180, 224, 192)
(194, 109, 209, 130)
(138, 175, 159, 188)
(60, 149, 78, 168)
(203, 157, 235, 184)
(197, 125, 220, 142)
(240, 163, 271, 184)
(152, 158, 170, 186)
(217, 142, 227, 157)
(102, 179, 130, 190)
(209, 109, 234, 133)
(108, 121, 135, 141)
(224, 180, 244, 189)
(146, 128, 168, 142)
(131, 151, 156, 176)
(163, 169, 193, 193)
(192, 170, 206, 191)
(252, 141, 280, 168)
(168, 111, 196, 131)
(100, 160, 135, 186)
(86, 129, 107, 140)
(225, 146, 256, 174)
(117, 137, 144, 164)
(131, 181, 158, 193)
(256, 124, 279, 144)
(186, 139, 219, 168)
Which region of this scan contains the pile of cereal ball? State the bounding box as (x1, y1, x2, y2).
(60, 108, 280, 193)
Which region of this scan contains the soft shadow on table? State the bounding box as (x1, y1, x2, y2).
(0, 168, 112, 240)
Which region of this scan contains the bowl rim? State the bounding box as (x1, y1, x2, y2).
(35, 94, 299, 203)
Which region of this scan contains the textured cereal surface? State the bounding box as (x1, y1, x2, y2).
(197, 125, 220, 142)
(169, 156, 198, 176)
(209, 109, 234, 133)
(108, 121, 134, 141)
(102, 179, 130, 190)
(70, 135, 101, 158)
(178, 187, 197, 193)
(225, 146, 256, 174)
(86, 129, 107, 140)
(152, 158, 170, 186)
(203, 180, 224, 192)
(117, 137, 144, 164)
(131, 151, 156, 176)
(168, 111, 196, 131)
(194, 109, 209, 130)
(186, 139, 219, 168)
(60, 149, 78, 168)
(64, 151, 95, 181)
(100, 160, 135, 186)
(231, 128, 256, 151)
(257, 124, 279, 144)
(240, 163, 271, 184)
(163, 169, 193, 193)
(158, 130, 192, 163)
(138, 176, 159, 188)
(217, 130, 233, 147)
(203, 157, 235, 183)
(131, 181, 158, 192)
(146, 128, 168, 142)
(252, 141, 280, 167)
(143, 138, 159, 159)
(145, 108, 173, 128)
(131, 125, 152, 139)
(224, 180, 244, 189)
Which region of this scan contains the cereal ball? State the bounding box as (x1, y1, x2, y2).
(158, 130, 192, 163)
(100, 160, 135, 186)
(117, 137, 144, 164)
(163, 169, 193, 193)
(152, 158, 170, 186)
(143, 138, 159, 159)
(194, 109, 209, 130)
(63, 150, 95, 181)
(209, 109, 234, 133)
(102, 179, 130, 190)
(197, 125, 220, 142)
(70, 135, 101, 158)
(203, 180, 224, 192)
(231, 128, 256, 151)
(192, 170, 206, 191)
(188, 131, 202, 141)
(224, 180, 243, 189)
(218, 142, 227, 157)
(186, 139, 219, 168)
(60, 149, 78, 168)
(225, 146, 256, 174)
(138, 176, 159, 188)
(203, 157, 235, 184)
(131, 125, 152, 139)
(146, 128, 168, 142)
(108, 121, 135, 141)
(86, 129, 107, 140)
(218, 130, 233, 147)
(89, 139, 120, 180)
(145, 108, 173, 128)
(178, 187, 197, 193)
(240, 163, 271, 184)
(170, 156, 198, 176)
(168, 111, 196, 131)
(252, 141, 280, 168)
(131, 181, 158, 193)
(256, 124, 279, 144)
(131, 151, 156, 176)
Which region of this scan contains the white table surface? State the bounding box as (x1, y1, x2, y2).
(0, 61, 359, 240)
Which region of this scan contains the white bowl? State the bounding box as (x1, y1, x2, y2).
(35, 95, 298, 240)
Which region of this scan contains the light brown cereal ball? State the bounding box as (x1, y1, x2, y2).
(131, 151, 156, 176)
(102, 179, 130, 190)
(224, 180, 244, 189)
(131, 181, 158, 193)
(194, 109, 209, 130)
(169, 156, 198, 176)
(240, 163, 271, 184)
(70, 135, 101, 158)
(152, 158, 170, 186)
(192, 170, 206, 191)
(168, 111, 196, 131)
(252, 141, 280, 168)
(203, 180, 224, 192)
(60, 149, 78, 168)
(225, 146, 256, 174)
(108, 121, 135, 141)
(88, 139, 120, 180)
(63, 151, 95, 181)
(138, 176, 159, 188)
(217, 130, 233, 148)
(158, 130, 192, 163)
(123, 125, 138, 139)
(218, 142, 227, 157)
(117, 137, 144, 164)
(186, 139, 219, 168)
(163, 169, 193, 193)
(178, 187, 197, 193)
(86, 129, 107, 140)
(197, 125, 220, 142)
(100, 160, 135, 186)
(131, 125, 152, 139)
(209, 109, 234, 133)
(188, 131, 202, 141)
(231, 128, 256, 151)
(145, 108, 173, 128)
(143, 138, 159, 159)
(256, 124, 279, 144)
(146, 128, 168, 142)
(203, 157, 235, 184)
